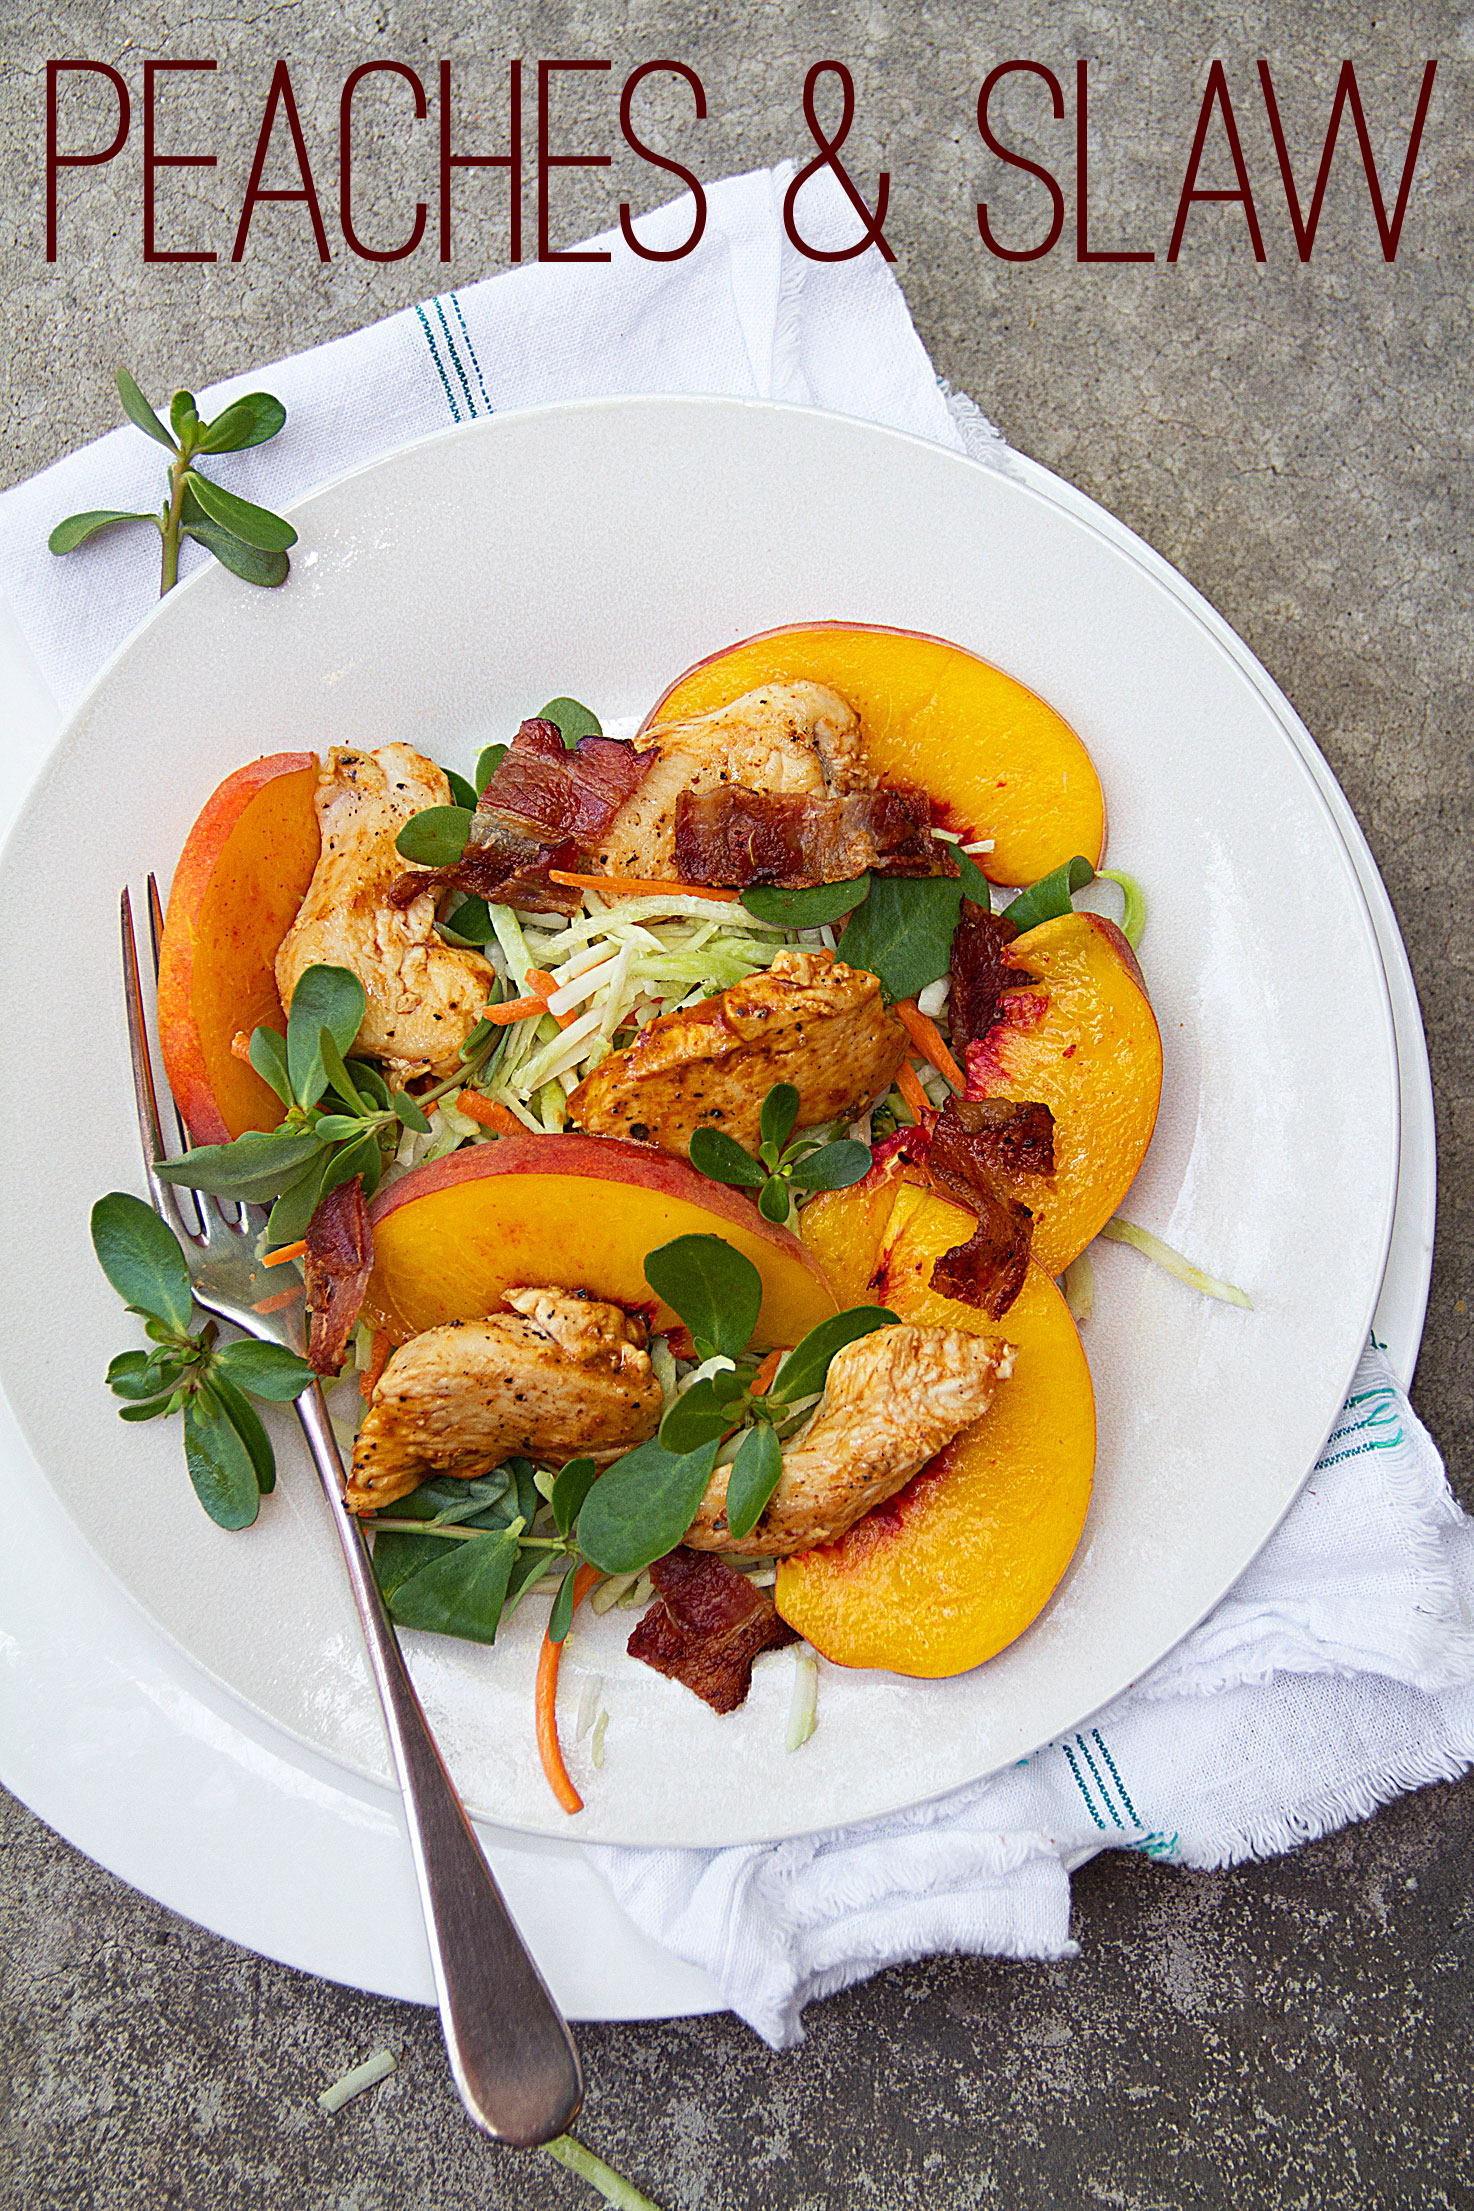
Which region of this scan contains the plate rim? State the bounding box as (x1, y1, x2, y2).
(0, 393, 1404, 1847)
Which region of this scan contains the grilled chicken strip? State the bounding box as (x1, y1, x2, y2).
(347, 1288, 662, 1514)
(276, 744, 495, 1083)
(588, 682, 869, 880)
(685, 1324, 1013, 1557)
(567, 949, 906, 1156)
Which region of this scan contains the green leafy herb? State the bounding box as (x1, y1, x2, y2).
(91, 1197, 314, 1530)
(474, 743, 507, 792)
(50, 367, 295, 596)
(538, 696, 602, 745)
(551, 1456, 599, 1537)
(740, 875, 870, 928)
(395, 806, 474, 867)
(837, 875, 965, 1001)
(387, 1525, 524, 1644)
(443, 767, 479, 811)
(576, 1436, 723, 1575)
(688, 1083, 872, 1226)
(546, 1563, 581, 1645)
(153, 963, 501, 1251)
(1002, 856, 1096, 935)
(437, 897, 496, 947)
(767, 1305, 898, 1405)
(643, 1235, 762, 1363)
(723, 1423, 784, 1540)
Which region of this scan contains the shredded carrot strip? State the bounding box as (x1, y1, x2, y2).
(486, 993, 547, 1025)
(548, 869, 738, 904)
(536, 1563, 604, 1814)
(751, 1347, 784, 1397)
(455, 1090, 523, 1135)
(895, 1000, 965, 1092)
(261, 1238, 307, 1268)
(230, 1030, 253, 1065)
(361, 1329, 392, 1401)
(526, 967, 574, 1030)
(895, 1060, 934, 1124)
(252, 1284, 302, 1315)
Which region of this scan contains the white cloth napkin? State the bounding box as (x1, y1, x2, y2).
(4, 162, 1469, 2053)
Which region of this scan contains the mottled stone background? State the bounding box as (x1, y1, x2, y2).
(2, 3, 1471, 2205)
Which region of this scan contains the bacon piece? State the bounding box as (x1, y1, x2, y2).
(921, 1097, 1051, 1319)
(672, 783, 948, 890)
(389, 718, 653, 914)
(948, 906, 1027, 1052)
(303, 1176, 373, 1375)
(627, 1546, 799, 1714)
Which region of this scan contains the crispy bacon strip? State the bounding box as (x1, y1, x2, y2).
(948, 906, 1027, 1052)
(627, 1546, 799, 1714)
(303, 1176, 373, 1375)
(922, 1097, 1054, 1319)
(672, 783, 948, 890)
(390, 718, 653, 914)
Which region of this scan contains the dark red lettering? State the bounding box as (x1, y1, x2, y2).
(340, 62, 427, 262)
(538, 60, 612, 262)
(232, 61, 330, 262)
(143, 60, 217, 264)
(1259, 58, 1437, 262)
(619, 61, 706, 260)
(1168, 60, 1265, 261)
(46, 60, 129, 262)
(1076, 59, 1154, 263)
(976, 62, 1065, 262)
(439, 59, 521, 263)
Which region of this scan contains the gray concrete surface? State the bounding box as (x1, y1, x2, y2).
(2, 2, 1471, 2205)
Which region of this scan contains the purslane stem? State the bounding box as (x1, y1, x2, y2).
(160, 449, 189, 596)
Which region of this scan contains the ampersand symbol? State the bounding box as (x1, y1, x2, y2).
(783, 62, 895, 263)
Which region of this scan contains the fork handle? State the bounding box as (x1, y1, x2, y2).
(294, 1386, 583, 2145)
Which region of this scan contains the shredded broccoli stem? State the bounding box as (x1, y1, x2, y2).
(1096, 869, 1146, 950)
(1100, 1217, 1252, 1308)
(1062, 1249, 1096, 1324)
(786, 1645, 819, 1751)
(318, 2049, 397, 2114)
(541, 2133, 665, 2210)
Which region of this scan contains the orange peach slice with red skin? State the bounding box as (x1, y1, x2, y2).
(363, 1134, 839, 1350)
(778, 1182, 1095, 1676)
(157, 753, 321, 1142)
(641, 622, 1105, 886)
(968, 911, 1162, 1276)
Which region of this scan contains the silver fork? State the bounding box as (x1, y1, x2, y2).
(122, 880, 583, 2147)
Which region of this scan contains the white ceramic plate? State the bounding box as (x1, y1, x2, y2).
(0, 398, 1400, 1849)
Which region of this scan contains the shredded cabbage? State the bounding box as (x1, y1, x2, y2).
(786, 1646, 819, 1751)
(1100, 1217, 1252, 1308)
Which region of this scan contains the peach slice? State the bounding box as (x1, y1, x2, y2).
(967, 912, 1162, 1276)
(642, 622, 1105, 886)
(363, 1134, 839, 1349)
(157, 753, 321, 1142)
(778, 1182, 1095, 1675)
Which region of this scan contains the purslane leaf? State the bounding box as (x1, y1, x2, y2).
(723, 1422, 784, 1540)
(546, 1565, 579, 1645)
(181, 513, 290, 589)
(1003, 856, 1095, 935)
(91, 1192, 194, 1334)
(195, 392, 287, 453)
(155, 1129, 326, 1202)
(687, 1128, 766, 1188)
(285, 965, 366, 1108)
(186, 469, 297, 551)
(210, 1339, 315, 1401)
(785, 1139, 872, 1192)
(169, 389, 200, 444)
(390, 1088, 431, 1134)
(443, 767, 478, 811)
(395, 806, 473, 867)
(658, 1378, 736, 1455)
(317, 1024, 368, 1114)
(740, 875, 870, 928)
(183, 1384, 261, 1529)
(643, 1234, 762, 1363)
(387, 1526, 522, 1645)
(116, 367, 176, 450)
(209, 1373, 277, 1493)
(537, 696, 602, 746)
(438, 896, 495, 946)
(474, 743, 507, 793)
(248, 1025, 292, 1105)
(575, 1436, 722, 1575)
(760, 1082, 800, 1153)
(48, 509, 156, 555)
(551, 1456, 599, 1537)
(837, 875, 964, 1002)
(758, 1179, 791, 1224)
(769, 1305, 899, 1406)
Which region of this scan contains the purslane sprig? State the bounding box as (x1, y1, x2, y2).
(152, 964, 501, 1250)
(91, 1193, 315, 1530)
(50, 367, 296, 596)
(689, 1082, 871, 1224)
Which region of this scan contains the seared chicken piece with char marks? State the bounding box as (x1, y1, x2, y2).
(685, 1324, 1013, 1557)
(588, 682, 869, 880)
(347, 1288, 662, 1514)
(568, 949, 906, 1157)
(276, 744, 495, 1083)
